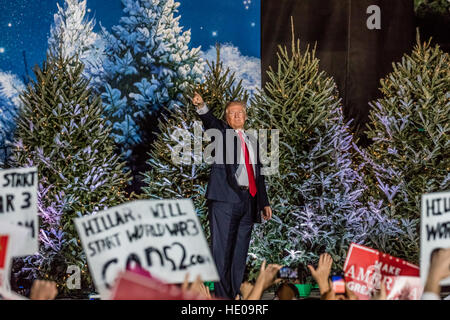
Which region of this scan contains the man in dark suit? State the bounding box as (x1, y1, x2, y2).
(191, 92, 272, 299)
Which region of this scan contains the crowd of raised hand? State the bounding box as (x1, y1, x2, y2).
(3, 248, 450, 300)
(157, 248, 450, 301)
(269, 249, 450, 301)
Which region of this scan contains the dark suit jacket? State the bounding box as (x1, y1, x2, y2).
(198, 108, 270, 224)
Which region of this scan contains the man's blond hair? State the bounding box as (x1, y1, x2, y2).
(225, 100, 247, 112)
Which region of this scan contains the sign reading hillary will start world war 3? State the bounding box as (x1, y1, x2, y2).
(421, 191, 450, 286)
(0, 167, 38, 255)
(75, 199, 219, 299)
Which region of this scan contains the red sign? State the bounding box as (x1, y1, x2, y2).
(343, 243, 420, 300)
(109, 271, 216, 300)
(0, 235, 9, 269)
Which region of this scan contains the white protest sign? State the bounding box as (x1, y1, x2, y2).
(74, 199, 219, 299)
(421, 191, 450, 286)
(0, 222, 31, 258)
(0, 167, 38, 255)
(0, 222, 30, 290)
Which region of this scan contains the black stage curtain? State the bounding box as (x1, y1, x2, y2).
(261, 0, 415, 131)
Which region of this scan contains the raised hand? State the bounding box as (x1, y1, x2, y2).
(246, 260, 282, 300)
(181, 273, 212, 300)
(190, 92, 204, 108)
(256, 260, 283, 291)
(30, 280, 58, 300)
(239, 281, 254, 300)
(307, 253, 333, 294)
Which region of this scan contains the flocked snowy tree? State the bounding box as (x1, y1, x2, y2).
(142, 45, 248, 242)
(202, 44, 261, 97)
(0, 71, 25, 167)
(246, 25, 406, 280)
(11, 48, 131, 297)
(355, 36, 450, 264)
(98, 0, 205, 170)
(11, 182, 69, 297)
(48, 0, 106, 89)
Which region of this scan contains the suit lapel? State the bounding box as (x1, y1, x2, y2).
(222, 122, 262, 190)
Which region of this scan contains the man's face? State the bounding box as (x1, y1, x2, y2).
(225, 103, 247, 130)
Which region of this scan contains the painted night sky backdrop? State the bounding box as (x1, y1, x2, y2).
(0, 0, 260, 78)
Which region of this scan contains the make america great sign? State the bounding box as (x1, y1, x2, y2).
(74, 199, 219, 299)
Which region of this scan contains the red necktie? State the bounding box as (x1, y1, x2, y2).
(238, 131, 257, 197)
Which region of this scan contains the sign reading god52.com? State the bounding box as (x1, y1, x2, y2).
(74, 199, 219, 299)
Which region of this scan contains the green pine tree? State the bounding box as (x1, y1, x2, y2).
(142, 45, 249, 242)
(355, 36, 450, 264)
(246, 23, 404, 281)
(12, 47, 132, 296)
